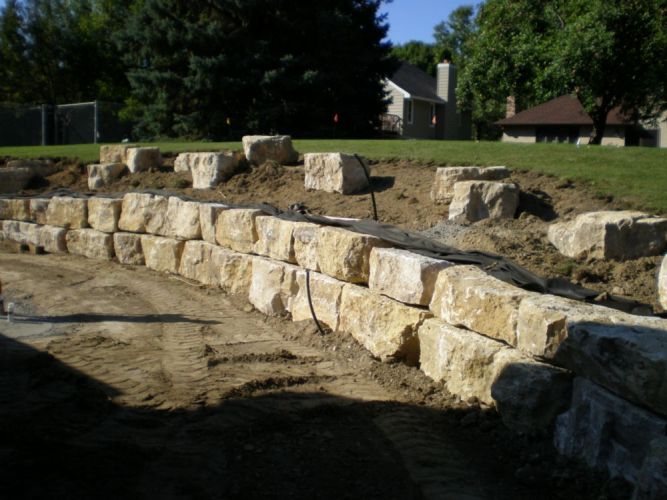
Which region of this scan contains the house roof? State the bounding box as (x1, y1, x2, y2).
(388, 62, 445, 104)
(496, 95, 630, 126)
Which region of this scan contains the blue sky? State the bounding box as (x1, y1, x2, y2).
(380, 0, 473, 45)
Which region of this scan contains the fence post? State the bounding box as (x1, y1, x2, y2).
(93, 100, 99, 144)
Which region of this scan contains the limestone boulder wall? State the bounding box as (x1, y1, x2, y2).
(291, 270, 345, 330)
(38, 225, 68, 253)
(199, 203, 228, 244)
(448, 181, 519, 223)
(66, 229, 114, 260)
(141, 235, 184, 274)
(547, 211, 667, 260)
(431, 166, 509, 204)
(29, 198, 49, 224)
(87, 163, 125, 190)
(118, 193, 168, 234)
(304, 153, 370, 194)
(46, 196, 88, 229)
(87, 197, 122, 233)
(126, 147, 161, 173)
(188, 152, 241, 189)
(164, 197, 201, 240)
(215, 208, 262, 253)
(242, 135, 298, 165)
(114, 233, 144, 265)
(0, 198, 31, 221)
(660, 255, 667, 310)
(254, 216, 316, 264)
(100, 144, 134, 164)
(248, 257, 300, 316)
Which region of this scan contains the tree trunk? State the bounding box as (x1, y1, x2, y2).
(588, 100, 612, 145)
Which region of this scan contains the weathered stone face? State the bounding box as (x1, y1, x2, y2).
(118, 193, 168, 234)
(215, 208, 262, 253)
(254, 216, 312, 263)
(448, 181, 519, 223)
(87, 163, 126, 190)
(430, 265, 534, 346)
(248, 257, 300, 316)
(179, 240, 219, 286)
(87, 197, 122, 233)
(660, 255, 667, 311)
(199, 203, 228, 244)
(141, 235, 185, 274)
(553, 320, 667, 417)
(29, 198, 49, 224)
(46, 196, 88, 229)
(547, 211, 667, 261)
(38, 225, 68, 253)
(303, 153, 370, 194)
(291, 270, 345, 330)
(339, 283, 430, 364)
(66, 228, 115, 260)
(3, 221, 40, 245)
(369, 247, 451, 306)
(0, 198, 31, 221)
(634, 437, 667, 500)
(292, 223, 321, 271)
(0, 167, 34, 194)
(214, 247, 254, 296)
(164, 197, 201, 240)
(316, 227, 391, 284)
(113, 232, 145, 265)
(554, 378, 667, 484)
(189, 152, 241, 189)
(173, 153, 192, 172)
(126, 147, 161, 173)
(242, 135, 298, 165)
(100, 144, 134, 164)
(431, 166, 509, 204)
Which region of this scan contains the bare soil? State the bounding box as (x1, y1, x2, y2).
(0, 251, 629, 499)
(23, 157, 665, 311)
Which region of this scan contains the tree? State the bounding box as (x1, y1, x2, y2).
(0, 0, 30, 103)
(458, 0, 667, 143)
(121, 0, 396, 140)
(432, 5, 475, 66)
(391, 41, 441, 76)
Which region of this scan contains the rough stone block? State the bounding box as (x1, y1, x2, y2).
(173, 153, 192, 172)
(118, 192, 168, 234)
(0, 198, 31, 221)
(547, 211, 667, 261)
(215, 208, 262, 253)
(291, 270, 345, 330)
(242, 135, 298, 165)
(113, 233, 144, 265)
(45, 196, 88, 229)
(141, 235, 184, 274)
(4, 221, 40, 246)
(164, 197, 201, 240)
(430, 265, 534, 346)
(87, 197, 122, 233)
(660, 255, 667, 311)
(633, 437, 667, 500)
(29, 198, 49, 224)
(87, 163, 125, 190)
(448, 181, 519, 223)
(248, 257, 300, 316)
(0, 167, 34, 194)
(189, 152, 241, 189)
(431, 166, 509, 204)
(100, 144, 134, 164)
(38, 225, 67, 253)
(199, 203, 228, 244)
(179, 240, 219, 286)
(339, 283, 430, 364)
(214, 247, 254, 296)
(554, 378, 667, 484)
(304, 153, 370, 194)
(369, 247, 451, 306)
(254, 216, 312, 263)
(66, 229, 114, 260)
(316, 226, 391, 284)
(126, 147, 161, 173)
(293, 223, 321, 271)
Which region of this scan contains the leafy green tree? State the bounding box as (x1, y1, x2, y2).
(0, 0, 30, 103)
(121, 0, 396, 140)
(433, 5, 475, 66)
(391, 41, 442, 76)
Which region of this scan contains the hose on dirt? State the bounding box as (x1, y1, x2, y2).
(355, 154, 378, 222)
(305, 269, 326, 335)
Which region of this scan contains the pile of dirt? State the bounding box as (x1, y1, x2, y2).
(20, 157, 666, 311)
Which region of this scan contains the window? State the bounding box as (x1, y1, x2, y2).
(406, 100, 413, 124)
(430, 104, 437, 127)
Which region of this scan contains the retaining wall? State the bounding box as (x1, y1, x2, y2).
(1, 192, 666, 495)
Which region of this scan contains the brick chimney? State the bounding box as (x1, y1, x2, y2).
(506, 96, 516, 118)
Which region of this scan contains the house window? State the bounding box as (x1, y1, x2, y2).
(406, 100, 413, 124)
(430, 104, 436, 127)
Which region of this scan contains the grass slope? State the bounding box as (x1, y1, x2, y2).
(1, 139, 666, 213)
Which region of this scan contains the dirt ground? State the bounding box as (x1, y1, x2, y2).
(0, 251, 630, 500)
(22, 156, 666, 311)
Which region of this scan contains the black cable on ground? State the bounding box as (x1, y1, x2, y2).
(305, 269, 326, 335)
(354, 154, 378, 221)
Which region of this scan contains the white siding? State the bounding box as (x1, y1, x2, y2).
(386, 86, 404, 119)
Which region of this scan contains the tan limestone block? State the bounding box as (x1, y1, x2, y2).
(66, 228, 114, 260)
(215, 208, 262, 254)
(248, 257, 300, 316)
(141, 235, 184, 274)
(45, 197, 88, 229)
(113, 233, 145, 265)
(199, 203, 228, 244)
(118, 192, 168, 234)
(291, 270, 345, 330)
(87, 197, 122, 233)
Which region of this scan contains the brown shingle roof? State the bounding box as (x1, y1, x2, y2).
(496, 95, 630, 126)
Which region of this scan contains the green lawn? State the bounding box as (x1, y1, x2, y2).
(2, 139, 666, 213)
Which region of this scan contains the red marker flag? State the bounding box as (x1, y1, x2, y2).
(333, 113, 339, 124)
(431, 114, 437, 125)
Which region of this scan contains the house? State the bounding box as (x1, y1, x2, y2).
(496, 94, 660, 147)
(382, 61, 470, 140)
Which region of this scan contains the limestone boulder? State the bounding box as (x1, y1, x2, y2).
(242, 135, 298, 165)
(248, 257, 300, 316)
(0, 167, 34, 194)
(214, 248, 254, 296)
(547, 211, 667, 261)
(4, 221, 40, 246)
(118, 193, 168, 234)
(87, 163, 126, 190)
(0, 198, 31, 221)
(38, 225, 67, 253)
(448, 181, 519, 223)
(141, 235, 184, 274)
(189, 152, 241, 189)
(431, 166, 509, 204)
(316, 226, 391, 284)
(46, 196, 88, 229)
(633, 437, 667, 500)
(29, 198, 49, 224)
(293, 223, 321, 271)
(126, 147, 161, 173)
(173, 153, 192, 172)
(215, 208, 262, 253)
(100, 144, 134, 164)
(369, 247, 451, 306)
(291, 270, 345, 330)
(339, 283, 430, 364)
(179, 240, 220, 286)
(304, 153, 370, 195)
(199, 203, 228, 244)
(254, 216, 313, 263)
(429, 265, 534, 346)
(554, 378, 667, 484)
(660, 256, 667, 310)
(164, 197, 201, 240)
(113, 233, 144, 265)
(87, 197, 122, 233)
(66, 229, 114, 260)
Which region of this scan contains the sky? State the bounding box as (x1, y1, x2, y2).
(379, 0, 473, 45)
